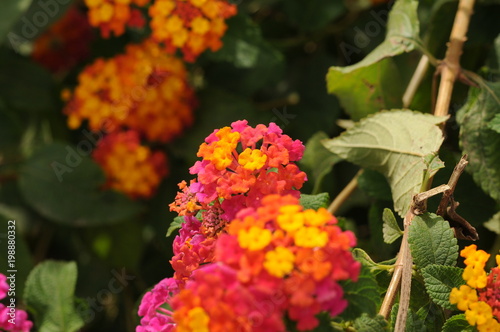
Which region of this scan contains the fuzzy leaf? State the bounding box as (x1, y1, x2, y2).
(441, 314, 475, 332)
(0, 0, 32, 44)
(299, 193, 330, 210)
(24, 261, 84, 332)
(167, 216, 185, 237)
(421, 264, 464, 310)
(488, 113, 500, 133)
(322, 110, 447, 217)
(483, 211, 500, 234)
(353, 314, 388, 332)
(382, 208, 403, 244)
(457, 82, 500, 201)
(338, 266, 380, 321)
(409, 213, 459, 269)
(416, 302, 445, 332)
(327, 0, 419, 119)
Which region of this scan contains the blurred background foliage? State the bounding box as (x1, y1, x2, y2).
(0, 0, 499, 331)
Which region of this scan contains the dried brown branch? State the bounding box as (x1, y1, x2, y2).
(434, 0, 476, 117)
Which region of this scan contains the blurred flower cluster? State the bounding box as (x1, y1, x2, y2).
(450, 245, 500, 332)
(137, 122, 360, 331)
(31, 0, 236, 199)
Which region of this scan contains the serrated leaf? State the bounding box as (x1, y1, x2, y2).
(390, 304, 425, 332)
(421, 264, 464, 310)
(408, 213, 459, 269)
(353, 314, 388, 332)
(416, 302, 445, 332)
(338, 266, 380, 321)
(382, 208, 403, 244)
(18, 143, 143, 226)
(299, 193, 330, 210)
(327, 0, 419, 119)
(299, 132, 341, 194)
(322, 110, 447, 217)
(441, 314, 475, 332)
(24, 261, 84, 332)
(167, 216, 185, 237)
(357, 169, 393, 201)
(483, 211, 500, 234)
(457, 82, 500, 201)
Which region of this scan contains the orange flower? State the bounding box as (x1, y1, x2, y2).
(149, 0, 237, 61)
(92, 131, 168, 198)
(64, 40, 195, 142)
(85, 0, 148, 37)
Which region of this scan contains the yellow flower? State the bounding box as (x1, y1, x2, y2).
(450, 285, 478, 311)
(294, 227, 328, 248)
(238, 148, 267, 171)
(466, 301, 493, 326)
(263, 246, 295, 278)
(238, 226, 272, 251)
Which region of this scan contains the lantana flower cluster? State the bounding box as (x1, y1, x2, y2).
(32, 6, 93, 73)
(85, 0, 149, 37)
(63, 40, 195, 198)
(65, 40, 195, 143)
(450, 245, 500, 332)
(0, 273, 32, 332)
(149, 0, 237, 61)
(92, 131, 168, 198)
(137, 122, 360, 332)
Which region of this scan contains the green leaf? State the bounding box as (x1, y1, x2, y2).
(205, 14, 284, 95)
(415, 302, 445, 332)
(167, 216, 185, 237)
(299, 193, 330, 210)
(441, 314, 475, 332)
(299, 132, 341, 194)
(421, 264, 465, 310)
(327, 0, 419, 120)
(353, 314, 388, 332)
(0, 51, 56, 114)
(357, 169, 393, 201)
(18, 143, 143, 226)
(24, 261, 84, 332)
(0, 0, 32, 44)
(283, 0, 346, 31)
(382, 208, 403, 244)
(390, 304, 425, 332)
(457, 82, 500, 201)
(338, 266, 380, 321)
(483, 211, 500, 234)
(322, 110, 447, 216)
(408, 213, 459, 268)
(488, 113, 500, 133)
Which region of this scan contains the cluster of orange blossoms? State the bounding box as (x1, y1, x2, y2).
(450, 245, 500, 332)
(64, 40, 194, 198)
(149, 0, 237, 61)
(92, 131, 168, 198)
(137, 122, 360, 331)
(85, 0, 149, 37)
(32, 6, 93, 72)
(64, 40, 195, 143)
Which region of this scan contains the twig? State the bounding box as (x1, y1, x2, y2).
(394, 209, 415, 331)
(327, 169, 363, 215)
(403, 55, 430, 108)
(434, 0, 476, 117)
(436, 155, 468, 215)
